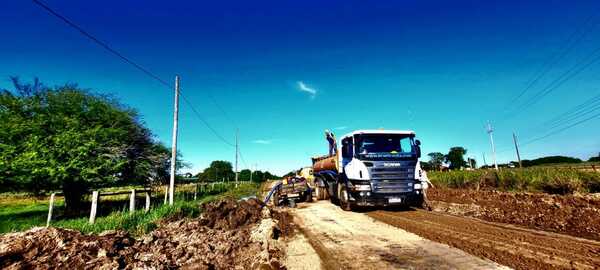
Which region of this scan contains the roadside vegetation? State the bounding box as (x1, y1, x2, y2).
(0, 77, 180, 213)
(0, 182, 259, 235)
(0, 77, 277, 235)
(428, 167, 600, 194)
(423, 147, 600, 195)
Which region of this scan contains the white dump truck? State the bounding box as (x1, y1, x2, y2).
(312, 129, 428, 211)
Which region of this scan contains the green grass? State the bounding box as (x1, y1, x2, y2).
(0, 182, 259, 235)
(428, 167, 600, 194)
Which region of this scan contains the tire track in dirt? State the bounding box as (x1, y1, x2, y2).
(368, 209, 600, 270)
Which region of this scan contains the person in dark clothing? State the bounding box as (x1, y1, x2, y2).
(325, 130, 337, 156)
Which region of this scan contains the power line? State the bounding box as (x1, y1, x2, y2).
(239, 150, 249, 169)
(207, 93, 237, 128)
(32, 0, 172, 88)
(498, 93, 600, 153)
(32, 0, 235, 147)
(545, 96, 600, 130)
(542, 93, 600, 127)
(513, 45, 600, 114)
(179, 94, 235, 147)
(520, 111, 600, 148)
(505, 9, 599, 108)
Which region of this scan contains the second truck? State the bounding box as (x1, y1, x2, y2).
(312, 129, 428, 211)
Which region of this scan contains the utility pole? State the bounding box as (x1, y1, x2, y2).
(168, 75, 180, 206)
(513, 132, 522, 168)
(482, 153, 488, 167)
(486, 122, 499, 171)
(235, 129, 239, 186)
(250, 163, 257, 182)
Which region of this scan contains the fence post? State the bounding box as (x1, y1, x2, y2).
(164, 186, 168, 205)
(193, 183, 198, 200)
(89, 191, 99, 224)
(129, 189, 136, 213)
(145, 191, 151, 213)
(46, 193, 56, 227)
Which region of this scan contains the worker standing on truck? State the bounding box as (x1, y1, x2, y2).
(325, 130, 337, 156)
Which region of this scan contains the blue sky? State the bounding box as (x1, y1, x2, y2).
(2, 0, 600, 175)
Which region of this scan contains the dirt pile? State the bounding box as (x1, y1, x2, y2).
(0, 198, 289, 270)
(0, 228, 133, 269)
(200, 198, 263, 230)
(427, 187, 600, 241)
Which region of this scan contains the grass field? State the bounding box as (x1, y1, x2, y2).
(428, 167, 600, 194)
(0, 182, 259, 235)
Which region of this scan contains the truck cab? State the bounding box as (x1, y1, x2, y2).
(314, 129, 426, 210)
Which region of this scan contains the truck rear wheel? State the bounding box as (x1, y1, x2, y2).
(314, 186, 321, 200)
(315, 186, 325, 200)
(322, 186, 330, 200)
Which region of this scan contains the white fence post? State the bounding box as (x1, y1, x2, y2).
(129, 189, 136, 213)
(46, 193, 56, 227)
(164, 186, 168, 205)
(145, 191, 151, 213)
(89, 191, 99, 224)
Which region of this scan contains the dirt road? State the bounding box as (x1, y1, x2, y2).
(368, 209, 600, 270)
(291, 201, 510, 270)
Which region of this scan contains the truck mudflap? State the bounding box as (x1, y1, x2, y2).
(348, 191, 424, 207)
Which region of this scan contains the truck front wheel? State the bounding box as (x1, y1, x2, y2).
(339, 185, 352, 211)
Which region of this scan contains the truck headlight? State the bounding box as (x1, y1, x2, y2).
(353, 185, 371, 191)
(414, 183, 422, 189)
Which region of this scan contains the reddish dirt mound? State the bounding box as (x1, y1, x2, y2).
(0, 198, 285, 270)
(427, 187, 600, 241)
(200, 198, 263, 230)
(0, 228, 133, 269)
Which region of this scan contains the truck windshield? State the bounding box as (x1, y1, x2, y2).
(355, 134, 415, 160)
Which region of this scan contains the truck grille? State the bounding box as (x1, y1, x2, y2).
(368, 162, 416, 193)
(372, 180, 413, 193)
(370, 167, 414, 180)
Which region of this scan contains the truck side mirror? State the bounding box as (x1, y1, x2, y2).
(415, 140, 422, 158)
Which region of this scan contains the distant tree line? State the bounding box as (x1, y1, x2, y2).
(422, 146, 599, 171)
(196, 160, 280, 183)
(0, 78, 179, 212)
(421, 147, 472, 171)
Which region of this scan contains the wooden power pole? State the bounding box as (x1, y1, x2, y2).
(168, 75, 180, 206)
(513, 132, 522, 168)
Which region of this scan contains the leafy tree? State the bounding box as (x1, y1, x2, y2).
(467, 157, 477, 168)
(198, 160, 234, 182)
(0, 78, 171, 212)
(419, 161, 432, 171)
(446, 147, 467, 170)
(427, 152, 445, 170)
(589, 153, 600, 162)
(239, 169, 251, 181)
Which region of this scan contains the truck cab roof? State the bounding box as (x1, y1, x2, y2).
(341, 129, 415, 139)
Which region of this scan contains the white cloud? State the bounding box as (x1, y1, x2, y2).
(252, 139, 272, 145)
(334, 126, 348, 130)
(297, 81, 317, 97)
